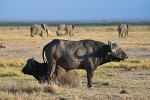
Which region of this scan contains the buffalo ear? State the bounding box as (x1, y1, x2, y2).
(108, 41, 112, 52)
(108, 41, 120, 53)
(111, 43, 120, 53)
(31, 58, 35, 67)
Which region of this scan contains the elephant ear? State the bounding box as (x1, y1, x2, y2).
(41, 24, 47, 30)
(127, 24, 129, 29)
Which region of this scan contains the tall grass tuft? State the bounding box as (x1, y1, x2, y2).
(42, 82, 63, 94)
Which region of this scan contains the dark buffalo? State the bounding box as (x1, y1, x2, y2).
(42, 39, 128, 88)
(22, 58, 81, 87)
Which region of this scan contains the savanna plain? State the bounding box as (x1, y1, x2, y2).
(0, 25, 150, 100)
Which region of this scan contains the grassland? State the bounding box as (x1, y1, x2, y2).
(0, 25, 150, 100)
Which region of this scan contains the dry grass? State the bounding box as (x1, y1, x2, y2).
(0, 70, 149, 100)
(104, 58, 150, 70)
(0, 25, 150, 99)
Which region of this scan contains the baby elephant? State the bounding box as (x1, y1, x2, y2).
(22, 58, 81, 87)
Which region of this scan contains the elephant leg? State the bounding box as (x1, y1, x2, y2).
(31, 31, 35, 37)
(66, 30, 68, 36)
(65, 32, 67, 36)
(71, 31, 74, 36)
(69, 31, 71, 36)
(67, 31, 69, 36)
(119, 32, 121, 37)
(121, 32, 123, 37)
(39, 32, 43, 37)
(69, 31, 73, 36)
(46, 31, 49, 37)
(126, 31, 128, 36)
(31, 34, 34, 37)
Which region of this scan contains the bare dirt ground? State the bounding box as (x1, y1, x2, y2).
(0, 25, 150, 99)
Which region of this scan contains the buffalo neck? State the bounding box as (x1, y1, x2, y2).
(99, 53, 111, 65)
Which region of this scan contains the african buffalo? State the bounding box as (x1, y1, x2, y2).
(22, 58, 81, 87)
(42, 39, 128, 88)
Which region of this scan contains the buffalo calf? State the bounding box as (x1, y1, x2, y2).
(22, 58, 81, 87)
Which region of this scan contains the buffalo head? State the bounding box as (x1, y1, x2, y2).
(22, 58, 37, 75)
(22, 58, 47, 82)
(107, 41, 128, 62)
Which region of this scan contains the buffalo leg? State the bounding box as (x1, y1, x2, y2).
(86, 69, 93, 88)
(50, 60, 56, 79)
(47, 59, 56, 81)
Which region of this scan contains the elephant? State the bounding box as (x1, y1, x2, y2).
(65, 24, 74, 36)
(30, 24, 49, 37)
(56, 30, 66, 36)
(57, 24, 66, 31)
(56, 24, 66, 36)
(118, 24, 129, 37)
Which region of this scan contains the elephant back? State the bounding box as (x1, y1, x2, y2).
(58, 24, 66, 31)
(65, 25, 74, 31)
(118, 24, 128, 31)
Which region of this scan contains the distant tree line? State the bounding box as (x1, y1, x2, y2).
(0, 20, 150, 26)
